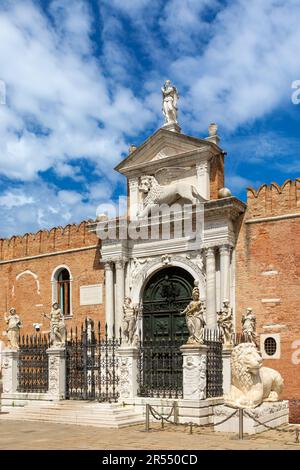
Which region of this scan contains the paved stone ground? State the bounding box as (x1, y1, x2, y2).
(0, 420, 300, 450)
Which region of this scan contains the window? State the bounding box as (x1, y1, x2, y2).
(54, 268, 71, 316)
(260, 333, 280, 359)
(264, 337, 277, 356)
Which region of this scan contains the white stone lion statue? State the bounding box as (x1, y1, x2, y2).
(137, 175, 206, 218)
(225, 343, 284, 408)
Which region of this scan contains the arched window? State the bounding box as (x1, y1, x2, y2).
(57, 268, 70, 316)
(51, 266, 72, 317)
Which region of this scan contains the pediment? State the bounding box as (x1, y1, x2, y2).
(115, 128, 215, 175)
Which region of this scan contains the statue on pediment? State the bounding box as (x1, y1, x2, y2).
(161, 80, 179, 124)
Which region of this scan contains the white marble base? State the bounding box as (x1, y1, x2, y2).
(181, 344, 208, 400)
(117, 347, 139, 400)
(213, 401, 289, 434)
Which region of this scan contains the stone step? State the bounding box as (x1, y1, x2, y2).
(1, 402, 144, 428)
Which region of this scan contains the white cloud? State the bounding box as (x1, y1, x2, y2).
(0, 180, 113, 237)
(0, 0, 155, 182)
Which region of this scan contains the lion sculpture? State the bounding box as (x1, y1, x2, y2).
(137, 175, 206, 218)
(225, 343, 284, 408)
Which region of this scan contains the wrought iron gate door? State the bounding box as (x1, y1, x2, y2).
(66, 322, 120, 402)
(139, 267, 194, 398)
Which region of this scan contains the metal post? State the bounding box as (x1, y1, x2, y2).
(189, 422, 193, 435)
(239, 408, 244, 440)
(161, 417, 164, 429)
(173, 401, 179, 425)
(145, 403, 150, 432)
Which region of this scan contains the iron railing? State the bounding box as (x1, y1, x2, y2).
(204, 328, 223, 398)
(65, 321, 121, 402)
(17, 334, 49, 393)
(138, 334, 184, 399)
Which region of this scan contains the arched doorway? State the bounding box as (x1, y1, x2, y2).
(139, 266, 195, 398)
(142, 266, 194, 343)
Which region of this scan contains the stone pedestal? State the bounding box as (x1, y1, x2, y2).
(162, 122, 181, 133)
(213, 401, 289, 434)
(47, 347, 66, 400)
(1, 349, 19, 394)
(222, 346, 233, 395)
(117, 346, 139, 400)
(180, 344, 208, 400)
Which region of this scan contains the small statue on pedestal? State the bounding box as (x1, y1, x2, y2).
(43, 302, 66, 347)
(181, 286, 206, 345)
(242, 307, 258, 347)
(122, 297, 139, 346)
(161, 80, 179, 125)
(217, 300, 234, 348)
(4, 308, 22, 350)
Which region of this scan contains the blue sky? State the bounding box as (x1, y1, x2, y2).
(0, 0, 300, 237)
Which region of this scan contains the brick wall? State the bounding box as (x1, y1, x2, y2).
(236, 179, 300, 423)
(210, 153, 225, 199)
(0, 221, 105, 342)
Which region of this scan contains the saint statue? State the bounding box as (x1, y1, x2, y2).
(122, 297, 139, 346)
(181, 286, 206, 345)
(242, 307, 258, 346)
(217, 300, 234, 347)
(161, 80, 179, 125)
(43, 302, 66, 347)
(4, 308, 22, 350)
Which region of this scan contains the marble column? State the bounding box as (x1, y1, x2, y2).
(115, 259, 125, 337)
(220, 245, 231, 304)
(205, 247, 216, 327)
(105, 261, 114, 337)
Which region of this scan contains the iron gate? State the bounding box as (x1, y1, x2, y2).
(66, 322, 121, 402)
(17, 334, 49, 393)
(204, 329, 223, 398)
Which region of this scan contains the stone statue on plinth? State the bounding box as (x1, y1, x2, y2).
(217, 300, 234, 348)
(242, 307, 258, 346)
(122, 297, 139, 346)
(161, 80, 179, 125)
(181, 286, 206, 345)
(4, 308, 22, 350)
(43, 302, 66, 347)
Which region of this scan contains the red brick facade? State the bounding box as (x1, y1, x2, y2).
(236, 179, 300, 423)
(0, 221, 104, 339)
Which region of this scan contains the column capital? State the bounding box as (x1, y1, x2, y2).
(104, 260, 113, 271)
(115, 259, 126, 270)
(205, 246, 216, 258)
(219, 244, 232, 255)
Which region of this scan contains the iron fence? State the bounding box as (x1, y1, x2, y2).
(17, 334, 49, 393)
(204, 328, 223, 398)
(65, 321, 121, 402)
(138, 334, 184, 399)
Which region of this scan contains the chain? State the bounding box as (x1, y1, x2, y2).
(147, 403, 238, 431)
(243, 410, 300, 438)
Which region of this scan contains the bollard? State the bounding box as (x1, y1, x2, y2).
(238, 408, 244, 440)
(189, 422, 193, 435)
(161, 417, 164, 429)
(145, 404, 150, 432)
(173, 401, 179, 425)
(295, 429, 300, 444)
